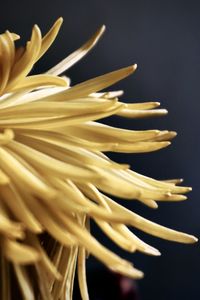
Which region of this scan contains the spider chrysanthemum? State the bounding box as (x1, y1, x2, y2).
(0, 18, 197, 300)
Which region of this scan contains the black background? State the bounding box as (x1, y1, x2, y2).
(0, 1, 200, 299)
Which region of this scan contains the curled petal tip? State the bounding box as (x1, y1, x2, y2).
(128, 268, 144, 279)
(144, 247, 161, 256)
(182, 234, 198, 244)
(137, 270, 144, 279)
(100, 24, 106, 32)
(170, 131, 177, 138)
(57, 17, 64, 24)
(192, 236, 198, 243)
(133, 63, 137, 70)
(151, 202, 159, 209)
(33, 24, 39, 30)
(95, 24, 106, 37)
(163, 109, 168, 114)
(124, 64, 137, 76)
(162, 141, 171, 148)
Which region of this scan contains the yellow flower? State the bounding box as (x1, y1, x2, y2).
(0, 18, 197, 300)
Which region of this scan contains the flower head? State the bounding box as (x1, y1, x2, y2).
(0, 18, 197, 300)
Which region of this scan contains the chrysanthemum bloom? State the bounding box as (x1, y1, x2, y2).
(0, 18, 197, 300)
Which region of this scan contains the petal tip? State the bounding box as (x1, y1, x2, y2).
(101, 24, 106, 33)
(192, 236, 198, 243)
(57, 17, 64, 24)
(133, 63, 137, 70)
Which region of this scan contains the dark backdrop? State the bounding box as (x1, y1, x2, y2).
(1, 1, 199, 299)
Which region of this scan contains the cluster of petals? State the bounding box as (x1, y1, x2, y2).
(0, 18, 197, 300)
